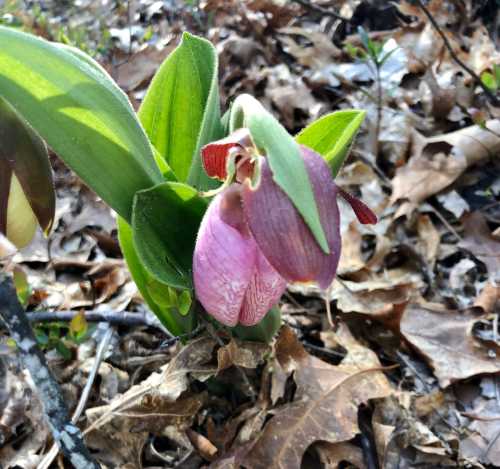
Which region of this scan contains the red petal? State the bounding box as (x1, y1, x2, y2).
(201, 128, 252, 181)
(337, 187, 377, 224)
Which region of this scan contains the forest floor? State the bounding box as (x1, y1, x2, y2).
(0, 0, 499, 468)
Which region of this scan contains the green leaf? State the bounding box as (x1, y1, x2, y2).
(117, 217, 194, 335)
(0, 95, 55, 237)
(0, 26, 162, 222)
(139, 32, 223, 188)
(230, 94, 330, 254)
(13, 266, 31, 307)
(131, 182, 207, 289)
(69, 310, 88, 341)
(232, 307, 281, 343)
(494, 64, 500, 86)
(481, 71, 498, 92)
(296, 110, 365, 177)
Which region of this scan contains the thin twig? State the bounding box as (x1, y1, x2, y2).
(416, 0, 500, 106)
(38, 326, 114, 469)
(27, 309, 169, 333)
(292, 0, 351, 22)
(0, 274, 100, 469)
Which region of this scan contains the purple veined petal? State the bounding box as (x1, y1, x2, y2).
(239, 249, 287, 326)
(193, 188, 257, 327)
(242, 145, 341, 290)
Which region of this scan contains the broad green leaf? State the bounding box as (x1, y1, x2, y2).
(0, 95, 55, 238)
(139, 32, 223, 188)
(131, 182, 207, 289)
(296, 110, 365, 177)
(230, 94, 329, 254)
(0, 26, 162, 222)
(117, 217, 194, 335)
(481, 71, 498, 92)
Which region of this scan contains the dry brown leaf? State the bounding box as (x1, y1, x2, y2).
(372, 419, 395, 469)
(217, 339, 269, 372)
(314, 441, 366, 469)
(187, 428, 219, 461)
(115, 45, 174, 92)
(391, 120, 500, 205)
(0, 364, 48, 468)
(460, 212, 500, 281)
(278, 27, 342, 69)
(242, 326, 392, 468)
(84, 336, 217, 463)
(400, 303, 500, 387)
(474, 282, 499, 314)
(337, 222, 366, 275)
(328, 275, 419, 316)
(417, 214, 441, 267)
(459, 398, 500, 465)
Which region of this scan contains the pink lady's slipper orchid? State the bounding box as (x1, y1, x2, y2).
(193, 185, 287, 326)
(193, 130, 376, 327)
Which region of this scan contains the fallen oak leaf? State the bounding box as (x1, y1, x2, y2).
(391, 120, 500, 206)
(400, 303, 500, 387)
(242, 327, 392, 469)
(217, 339, 269, 372)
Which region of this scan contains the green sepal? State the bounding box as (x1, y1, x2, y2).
(232, 307, 282, 343)
(229, 94, 330, 254)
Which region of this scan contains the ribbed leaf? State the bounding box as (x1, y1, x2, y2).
(296, 110, 365, 177)
(139, 32, 223, 188)
(131, 182, 207, 289)
(0, 26, 162, 222)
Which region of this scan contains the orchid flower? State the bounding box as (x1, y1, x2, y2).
(193, 130, 376, 327)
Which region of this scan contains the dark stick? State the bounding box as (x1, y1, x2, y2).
(0, 274, 100, 469)
(292, 0, 351, 22)
(416, 0, 500, 106)
(27, 309, 169, 332)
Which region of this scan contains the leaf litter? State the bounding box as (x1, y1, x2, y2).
(0, 0, 499, 467)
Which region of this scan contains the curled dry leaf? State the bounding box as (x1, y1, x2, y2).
(473, 282, 499, 314)
(400, 303, 500, 387)
(242, 326, 392, 468)
(217, 339, 269, 372)
(391, 120, 500, 206)
(84, 336, 217, 464)
(328, 274, 420, 317)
